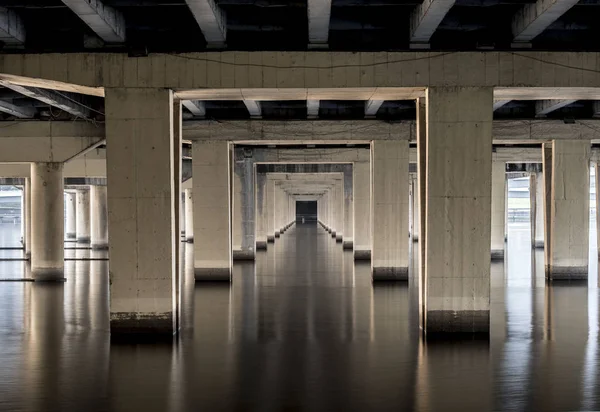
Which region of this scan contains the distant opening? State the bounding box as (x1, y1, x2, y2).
(296, 201, 317, 223)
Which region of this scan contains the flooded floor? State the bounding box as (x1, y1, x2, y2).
(0, 221, 599, 411)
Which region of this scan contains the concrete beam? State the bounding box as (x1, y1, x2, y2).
(307, 0, 331, 48)
(0, 7, 25, 46)
(493, 100, 511, 111)
(410, 0, 455, 46)
(0, 82, 91, 118)
(307, 100, 319, 119)
(182, 100, 206, 118)
(0, 100, 34, 118)
(364, 100, 384, 118)
(185, 0, 227, 48)
(61, 0, 126, 43)
(535, 99, 576, 117)
(243, 100, 262, 119)
(512, 0, 579, 43)
(0, 135, 104, 163)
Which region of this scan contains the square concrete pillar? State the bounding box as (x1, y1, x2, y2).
(90, 185, 108, 250)
(371, 140, 409, 280)
(184, 188, 193, 242)
(423, 87, 493, 335)
(529, 172, 545, 248)
(595, 164, 600, 258)
(23, 178, 31, 257)
(491, 161, 506, 260)
(76, 188, 91, 244)
(266, 178, 275, 242)
(335, 179, 344, 242)
(193, 140, 232, 281)
(544, 140, 590, 280)
(255, 170, 268, 249)
(353, 161, 371, 260)
(232, 154, 254, 260)
(65, 191, 76, 240)
(411, 177, 419, 241)
(105, 87, 179, 338)
(343, 167, 354, 249)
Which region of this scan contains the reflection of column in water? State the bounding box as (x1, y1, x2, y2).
(180, 243, 195, 332)
(75, 259, 91, 329)
(63, 259, 77, 325)
(89, 259, 109, 331)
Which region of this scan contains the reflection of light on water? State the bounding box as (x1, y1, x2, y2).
(581, 286, 598, 410)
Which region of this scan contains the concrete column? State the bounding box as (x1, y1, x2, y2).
(65, 191, 76, 240)
(595, 163, 600, 258)
(193, 140, 232, 281)
(184, 188, 193, 242)
(232, 154, 254, 260)
(371, 140, 409, 280)
(353, 161, 371, 260)
(255, 171, 268, 249)
(105, 88, 179, 337)
(90, 185, 108, 250)
(544, 140, 590, 280)
(24, 178, 31, 257)
(76, 188, 91, 244)
(530, 172, 544, 248)
(343, 167, 353, 249)
(335, 180, 343, 242)
(491, 161, 506, 260)
(423, 87, 493, 334)
(267, 179, 275, 242)
(411, 176, 419, 241)
(274, 186, 282, 237)
(30, 162, 64, 281)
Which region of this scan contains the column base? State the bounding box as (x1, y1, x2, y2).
(490, 249, 504, 260)
(412, 235, 419, 242)
(335, 234, 343, 242)
(256, 241, 268, 250)
(76, 236, 91, 244)
(66, 233, 76, 239)
(32, 268, 66, 282)
(546, 265, 588, 280)
(533, 240, 544, 248)
(343, 240, 353, 250)
(91, 243, 109, 250)
(185, 237, 194, 243)
(354, 250, 371, 260)
(426, 310, 490, 334)
(331, 231, 336, 238)
(110, 312, 175, 343)
(233, 250, 255, 261)
(274, 231, 280, 238)
(267, 236, 275, 243)
(372, 267, 408, 281)
(194, 267, 231, 281)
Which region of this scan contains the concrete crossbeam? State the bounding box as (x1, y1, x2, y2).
(410, 0, 455, 46)
(0, 81, 91, 118)
(307, 99, 319, 119)
(61, 0, 126, 43)
(364, 99, 384, 118)
(182, 100, 206, 118)
(0, 7, 25, 46)
(512, 0, 579, 43)
(308, 0, 332, 48)
(535, 99, 576, 117)
(0, 100, 34, 118)
(243, 100, 262, 119)
(185, 0, 227, 48)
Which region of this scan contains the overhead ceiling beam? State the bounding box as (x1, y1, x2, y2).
(0, 100, 34, 118)
(365, 100, 384, 118)
(185, 0, 227, 48)
(493, 100, 511, 111)
(0, 82, 91, 118)
(182, 100, 206, 118)
(409, 0, 455, 48)
(307, 0, 331, 48)
(512, 0, 579, 44)
(243, 100, 262, 119)
(307, 100, 319, 119)
(535, 99, 576, 117)
(0, 7, 25, 46)
(61, 0, 126, 43)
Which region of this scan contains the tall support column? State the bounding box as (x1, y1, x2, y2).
(343, 167, 354, 249)
(274, 186, 282, 237)
(353, 162, 371, 259)
(335, 180, 343, 242)
(76, 188, 91, 244)
(65, 191, 76, 240)
(267, 178, 275, 242)
(90, 185, 108, 250)
(491, 161, 506, 260)
(193, 140, 232, 281)
(371, 140, 409, 280)
(544, 140, 590, 280)
(255, 170, 268, 249)
(423, 87, 493, 335)
(105, 88, 179, 337)
(24, 178, 31, 257)
(595, 163, 600, 258)
(30, 162, 64, 281)
(184, 188, 193, 242)
(530, 172, 545, 248)
(232, 153, 254, 260)
(411, 176, 419, 241)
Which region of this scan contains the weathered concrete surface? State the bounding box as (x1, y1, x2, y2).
(255, 172, 268, 250)
(185, 188, 194, 242)
(490, 161, 506, 260)
(232, 150, 254, 260)
(30, 163, 64, 281)
(193, 140, 232, 281)
(353, 161, 371, 260)
(23, 178, 31, 257)
(76, 188, 91, 243)
(90, 185, 108, 250)
(371, 140, 409, 281)
(423, 87, 493, 335)
(105, 88, 179, 337)
(545, 140, 590, 280)
(65, 191, 76, 240)
(530, 172, 545, 248)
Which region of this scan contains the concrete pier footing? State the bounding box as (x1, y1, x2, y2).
(372, 267, 408, 281)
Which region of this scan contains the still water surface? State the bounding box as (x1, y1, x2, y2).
(0, 221, 599, 411)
